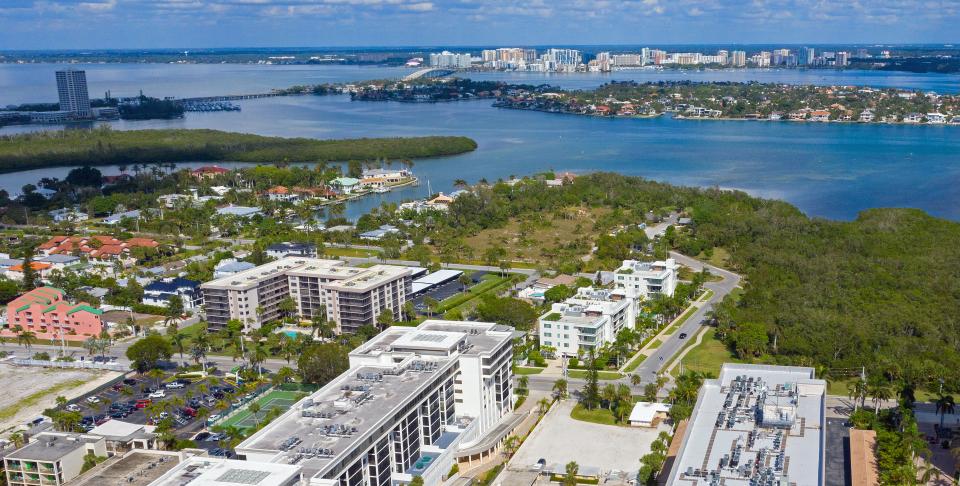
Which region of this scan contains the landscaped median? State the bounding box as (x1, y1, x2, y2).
(566, 369, 623, 381)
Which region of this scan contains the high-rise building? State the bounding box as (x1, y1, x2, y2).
(731, 50, 747, 67)
(835, 51, 850, 66)
(428, 51, 472, 68)
(235, 320, 515, 486)
(55, 69, 91, 118)
(798, 47, 815, 65)
(641, 47, 651, 65)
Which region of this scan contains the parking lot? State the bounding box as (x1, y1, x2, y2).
(66, 370, 254, 453)
(411, 271, 487, 311)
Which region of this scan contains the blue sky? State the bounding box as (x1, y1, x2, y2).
(0, 0, 957, 49)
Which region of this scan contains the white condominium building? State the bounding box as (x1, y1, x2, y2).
(538, 287, 636, 357)
(235, 320, 515, 486)
(201, 257, 412, 333)
(614, 258, 678, 300)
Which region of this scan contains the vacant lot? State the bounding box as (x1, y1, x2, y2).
(464, 206, 614, 266)
(511, 399, 668, 474)
(0, 365, 118, 432)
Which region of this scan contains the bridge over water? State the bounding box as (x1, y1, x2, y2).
(402, 67, 457, 81)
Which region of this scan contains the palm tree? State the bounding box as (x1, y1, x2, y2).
(848, 378, 867, 412)
(171, 332, 187, 361)
(631, 374, 642, 386)
(147, 368, 165, 389)
(917, 461, 941, 485)
(502, 435, 519, 457)
(563, 461, 580, 486)
(602, 383, 617, 410)
(867, 376, 892, 413)
(9, 431, 25, 448)
(537, 397, 550, 415)
(17, 330, 36, 352)
(249, 401, 262, 429)
(552, 378, 568, 400)
(936, 395, 956, 430)
(248, 342, 268, 380)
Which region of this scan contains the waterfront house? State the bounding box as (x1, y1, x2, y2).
(264, 185, 299, 202)
(331, 177, 360, 194)
(858, 109, 875, 122)
(926, 113, 947, 124)
(361, 168, 411, 184)
(38, 235, 158, 261)
(903, 113, 923, 123)
(191, 165, 229, 180)
(809, 110, 831, 122)
(0, 287, 104, 342)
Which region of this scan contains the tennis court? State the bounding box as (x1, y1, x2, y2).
(220, 390, 305, 431)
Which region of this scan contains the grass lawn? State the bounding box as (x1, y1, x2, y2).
(514, 367, 545, 375)
(669, 328, 742, 377)
(623, 353, 647, 372)
(435, 274, 509, 313)
(570, 403, 619, 426)
(648, 339, 663, 349)
(323, 247, 378, 258)
(699, 289, 715, 302)
(568, 370, 622, 380)
(696, 247, 731, 269)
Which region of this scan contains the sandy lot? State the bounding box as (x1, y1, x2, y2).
(0, 364, 120, 433)
(510, 399, 670, 477)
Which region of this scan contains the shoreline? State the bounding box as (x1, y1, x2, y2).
(495, 104, 960, 126)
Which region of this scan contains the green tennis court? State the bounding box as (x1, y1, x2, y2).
(220, 390, 305, 431)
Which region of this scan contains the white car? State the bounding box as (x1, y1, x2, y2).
(149, 390, 166, 399)
(165, 382, 185, 389)
(85, 396, 101, 404)
(158, 412, 169, 419)
(66, 404, 81, 412)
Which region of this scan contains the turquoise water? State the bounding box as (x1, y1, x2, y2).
(1, 64, 958, 221)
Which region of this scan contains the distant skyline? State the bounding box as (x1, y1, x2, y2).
(0, 0, 957, 50)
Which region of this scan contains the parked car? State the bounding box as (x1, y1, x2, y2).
(149, 390, 166, 399)
(85, 396, 101, 404)
(66, 404, 81, 412)
(180, 407, 197, 417)
(135, 399, 152, 409)
(123, 378, 138, 386)
(207, 414, 221, 425)
(165, 382, 185, 389)
(194, 432, 210, 442)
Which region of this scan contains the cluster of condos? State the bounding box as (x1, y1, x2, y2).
(537, 258, 678, 357)
(3, 320, 517, 486)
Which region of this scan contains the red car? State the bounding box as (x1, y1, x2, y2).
(135, 399, 152, 409)
(180, 407, 197, 417)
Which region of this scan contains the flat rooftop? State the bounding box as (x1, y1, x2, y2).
(321, 265, 410, 292)
(5, 433, 100, 462)
(668, 364, 826, 486)
(72, 450, 183, 486)
(237, 321, 512, 480)
(149, 457, 301, 486)
(202, 257, 345, 290)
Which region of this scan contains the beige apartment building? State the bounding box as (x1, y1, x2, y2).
(201, 257, 411, 333)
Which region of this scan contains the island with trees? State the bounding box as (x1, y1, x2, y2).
(0, 127, 478, 173)
(492, 80, 960, 124)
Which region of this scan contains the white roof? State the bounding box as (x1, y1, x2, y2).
(88, 420, 154, 439)
(628, 402, 670, 423)
(392, 329, 465, 351)
(148, 457, 300, 486)
(414, 269, 463, 285)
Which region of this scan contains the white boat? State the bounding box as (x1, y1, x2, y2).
(374, 187, 390, 193)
